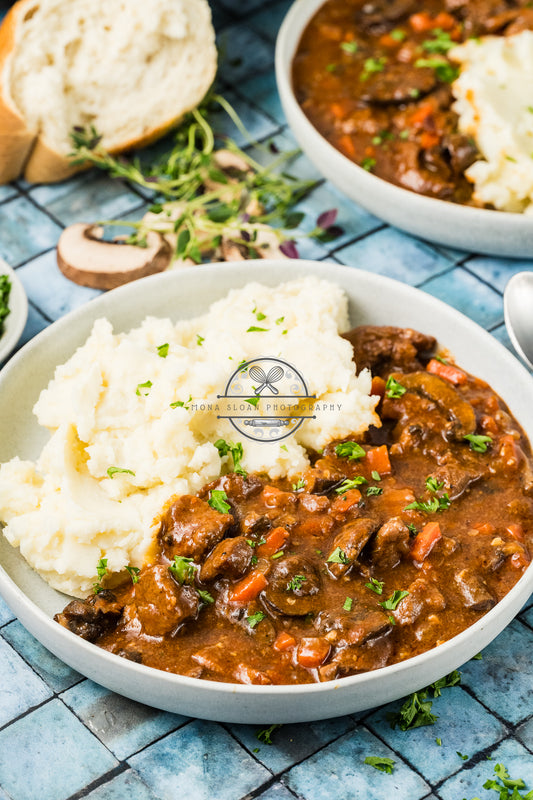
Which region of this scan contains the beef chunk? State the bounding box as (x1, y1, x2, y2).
(200, 536, 254, 582)
(200, 473, 263, 521)
(360, 63, 437, 105)
(192, 643, 272, 684)
(393, 578, 446, 626)
(326, 518, 378, 578)
(342, 325, 436, 376)
(263, 555, 322, 616)
(315, 606, 392, 646)
(454, 569, 496, 612)
(159, 495, 234, 560)
(370, 517, 411, 569)
(431, 459, 483, 500)
(356, 0, 417, 33)
(130, 564, 199, 637)
(54, 590, 123, 642)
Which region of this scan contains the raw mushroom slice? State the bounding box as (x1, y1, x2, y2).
(57, 223, 173, 290)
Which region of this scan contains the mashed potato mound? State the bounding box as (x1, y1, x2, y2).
(451, 31, 533, 213)
(0, 278, 379, 596)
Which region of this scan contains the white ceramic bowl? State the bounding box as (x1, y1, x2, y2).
(275, 0, 533, 258)
(1, 260, 532, 723)
(0, 259, 27, 363)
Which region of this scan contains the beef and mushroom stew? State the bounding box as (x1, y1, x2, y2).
(292, 0, 533, 205)
(56, 326, 533, 685)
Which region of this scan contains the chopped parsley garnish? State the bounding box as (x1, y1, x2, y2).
(327, 547, 350, 565)
(367, 486, 383, 496)
(399, 129, 410, 139)
(247, 611, 265, 628)
(361, 157, 376, 172)
(255, 311, 266, 321)
(404, 494, 450, 513)
(364, 756, 395, 774)
(414, 57, 459, 83)
(208, 489, 231, 514)
(0, 274, 11, 335)
(292, 478, 305, 491)
(365, 577, 384, 595)
(335, 476, 368, 494)
(125, 565, 140, 584)
(425, 476, 444, 493)
(482, 763, 533, 798)
(326, 63, 337, 72)
(198, 589, 215, 605)
(107, 467, 135, 479)
(341, 40, 358, 54)
(275, 316, 285, 325)
(464, 433, 493, 453)
(385, 376, 406, 398)
(361, 56, 387, 81)
(390, 28, 406, 41)
(371, 470, 381, 481)
(457, 751, 469, 761)
(169, 555, 197, 584)
(170, 394, 192, 409)
(436, 738, 442, 746)
(246, 326, 269, 332)
(407, 523, 418, 536)
(380, 589, 409, 611)
(287, 574, 306, 591)
(214, 438, 246, 477)
(93, 557, 108, 594)
(135, 380, 153, 396)
(335, 441, 366, 460)
(271, 551, 284, 560)
(473, 652, 483, 660)
(157, 343, 169, 358)
(256, 724, 282, 745)
(280, 444, 288, 452)
(196, 334, 205, 346)
(387, 671, 462, 730)
(422, 28, 455, 54)
(343, 597, 353, 611)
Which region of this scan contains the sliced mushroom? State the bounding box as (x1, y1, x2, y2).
(389, 371, 477, 439)
(57, 223, 173, 290)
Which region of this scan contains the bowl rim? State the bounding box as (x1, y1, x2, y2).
(1, 259, 532, 717)
(274, 0, 532, 231)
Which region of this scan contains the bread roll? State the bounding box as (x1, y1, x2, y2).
(0, 0, 217, 184)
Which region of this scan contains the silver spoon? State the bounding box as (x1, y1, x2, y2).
(504, 271, 533, 370)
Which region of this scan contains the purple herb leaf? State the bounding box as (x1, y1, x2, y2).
(317, 209, 338, 230)
(279, 240, 300, 259)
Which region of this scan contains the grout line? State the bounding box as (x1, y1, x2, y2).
(64, 764, 128, 800)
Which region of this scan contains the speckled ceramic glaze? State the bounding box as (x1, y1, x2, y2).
(0, 260, 532, 723)
(275, 0, 533, 258)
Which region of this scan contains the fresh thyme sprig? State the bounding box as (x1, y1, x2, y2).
(69, 94, 340, 263)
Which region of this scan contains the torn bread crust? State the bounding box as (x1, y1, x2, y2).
(0, 0, 217, 184)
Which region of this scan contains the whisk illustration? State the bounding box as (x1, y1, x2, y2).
(249, 364, 285, 394)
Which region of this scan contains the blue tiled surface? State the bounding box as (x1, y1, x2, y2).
(0, 1, 533, 799)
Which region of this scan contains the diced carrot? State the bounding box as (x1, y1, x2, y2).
(480, 414, 498, 436)
(473, 522, 496, 536)
(296, 516, 335, 537)
(484, 395, 499, 413)
(499, 434, 521, 469)
(296, 637, 331, 669)
(507, 523, 525, 542)
(420, 131, 440, 150)
(427, 358, 468, 385)
(409, 12, 436, 32)
(434, 11, 456, 29)
(229, 570, 268, 603)
(330, 100, 351, 120)
(379, 32, 401, 47)
(338, 134, 356, 158)
(511, 550, 531, 569)
(257, 527, 289, 557)
(409, 106, 435, 131)
(234, 664, 272, 685)
(330, 488, 362, 519)
(262, 485, 296, 509)
(371, 375, 386, 398)
(365, 445, 392, 475)
(273, 631, 296, 652)
(411, 521, 442, 562)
